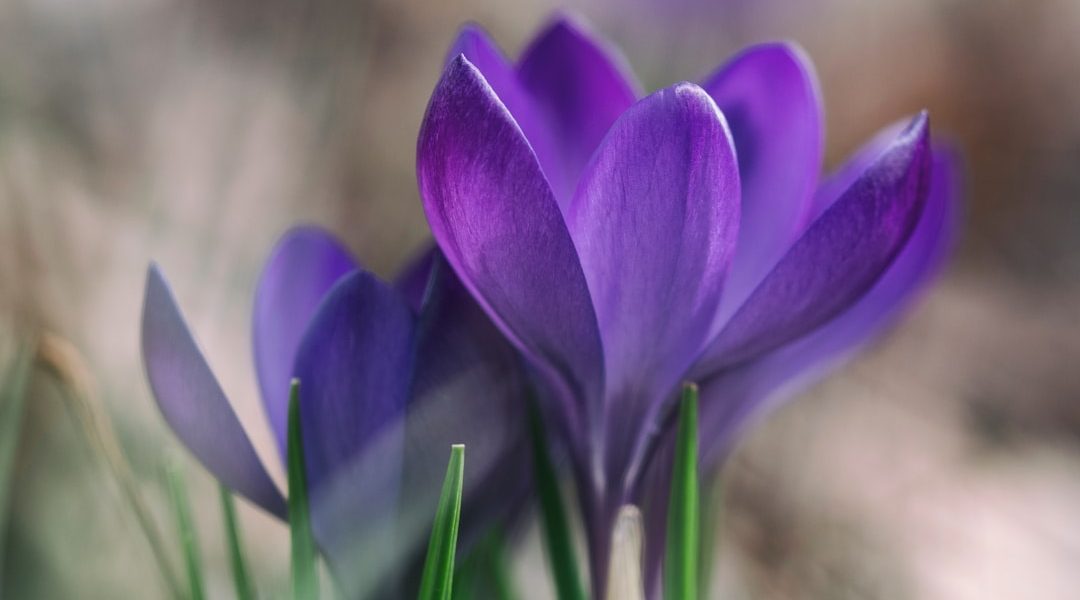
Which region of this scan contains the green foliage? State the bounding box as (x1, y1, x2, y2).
(0, 345, 33, 587)
(418, 444, 465, 600)
(664, 383, 700, 600)
(165, 463, 205, 600)
(452, 529, 517, 600)
(219, 485, 255, 600)
(529, 402, 586, 600)
(287, 379, 319, 600)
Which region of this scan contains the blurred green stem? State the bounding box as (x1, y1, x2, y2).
(38, 333, 185, 599)
(287, 379, 319, 600)
(528, 398, 586, 600)
(166, 463, 205, 600)
(0, 344, 34, 588)
(219, 485, 255, 600)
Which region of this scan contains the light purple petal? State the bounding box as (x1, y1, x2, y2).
(698, 112, 932, 371)
(253, 226, 356, 459)
(703, 43, 825, 328)
(417, 55, 604, 434)
(565, 83, 740, 494)
(291, 269, 415, 576)
(698, 142, 961, 466)
(141, 264, 286, 517)
(517, 15, 640, 206)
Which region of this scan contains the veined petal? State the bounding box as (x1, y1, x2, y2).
(699, 143, 960, 465)
(704, 43, 825, 328)
(698, 112, 932, 371)
(517, 15, 640, 207)
(446, 24, 559, 199)
(141, 265, 286, 517)
(808, 121, 908, 222)
(637, 143, 960, 597)
(417, 55, 604, 422)
(253, 226, 356, 459)
(566, 83, 740, 492)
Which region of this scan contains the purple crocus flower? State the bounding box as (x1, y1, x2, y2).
(141, 226, 527, 597)
(416, 16, 958, 594)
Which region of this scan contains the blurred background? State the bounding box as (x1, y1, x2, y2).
(1, 0, 1080, 597)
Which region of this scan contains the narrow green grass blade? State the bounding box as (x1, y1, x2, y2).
(664, 383, 700, 600)
(0, 345, 34, 587)
(219, 484, 255, 600)
(528, 402, 586, 600)
(287, 379, 319, 600)
(165, 462, 205, 600)
(419, 444, 465, 600)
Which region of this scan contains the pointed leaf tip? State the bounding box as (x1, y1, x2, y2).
(419, 444, 466, 600)
(287, 379, 319, 600)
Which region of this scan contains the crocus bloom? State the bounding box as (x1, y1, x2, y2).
(141, 227, 527, 597)
(416, 16, 958, 594)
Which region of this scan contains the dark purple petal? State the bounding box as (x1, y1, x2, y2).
(703, 43, 825, 328)
(253, 226, 356, 458)
(698, 142, 960, 466)
(517, 15, 640, 206)
(409, 253, 530, 561)
(446, 25, 559, 198)
(808, 121, 907, 222)
(291, 270, 414, 590)
(141, 264, 286, 517)
(698, 112, 932, 371)
(417, 55, 604, 431)
(292, 267, 414, 499)
(565, 83, 740, 493)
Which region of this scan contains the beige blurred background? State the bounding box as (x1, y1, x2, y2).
(1, 0, 1080, 597)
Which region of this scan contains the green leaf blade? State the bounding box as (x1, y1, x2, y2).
(529, 401, 586, 600)
(165, 462, 205, 600)
(419, 444, 466, 600)
(219, 484, 255, 600)
(0, 345, 33, 588)
(664, 383, 700, 600)
(288, 379, 319, 600)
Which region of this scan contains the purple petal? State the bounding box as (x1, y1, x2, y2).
(698, 142, 961, 465)
(291, 269, 415, 576)
(446, 25, 559, 200)
(565, 83, 740, 492)
(141, 264, 286, 517)
(291, 269, 414, 499)
(517, 15, 639, 206)
(253, 226, 356, 459)
(394, 244, 437, 312)
(703, 43, 825, 328)
(409, 253, 530, 558)
(417, 55, 604, 432)
(809, 121, 908, 222)
(698, 112, 933, 371)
